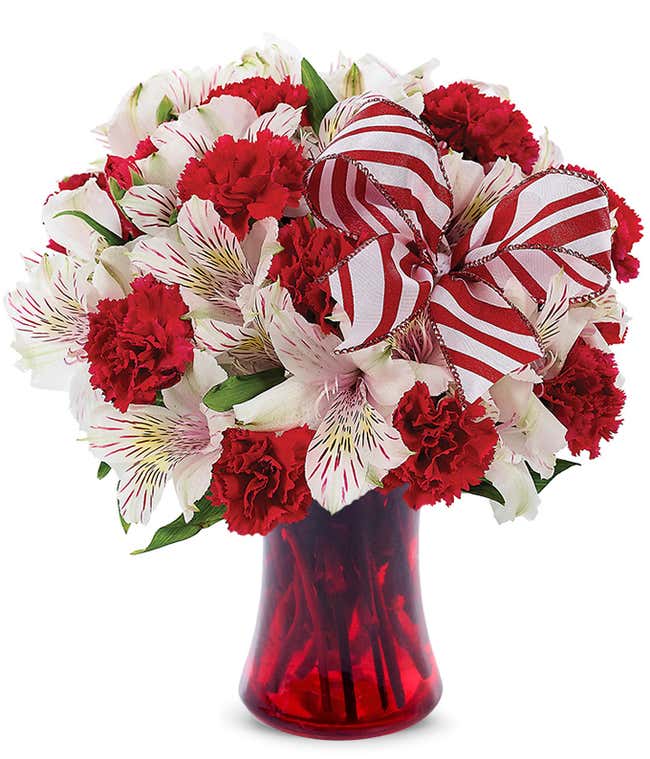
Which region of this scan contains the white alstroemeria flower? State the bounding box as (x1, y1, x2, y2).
(325, 54, 434, 116)
(490, 376, 567, 479)
(6, 254, 99, 389)
(43, 178, 122, 261)
(532, 129, 564, 173)
(96, 68, 220, 157)
(131, 196, 281, 374)
(88, 350, 232, 525)
(485, 444, 541, 524)
(234, 285, 424, 513)
(217, 38, 302, 85)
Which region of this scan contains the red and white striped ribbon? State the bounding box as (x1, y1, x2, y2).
(305, 99, 612, 403)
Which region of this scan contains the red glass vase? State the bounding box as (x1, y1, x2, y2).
(239, 487, 442, 739)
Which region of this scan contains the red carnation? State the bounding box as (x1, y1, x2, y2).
(208, 426, 313, 536)
(268, 217, 354, 333)
(384, 382, 499, 509)
(565, 164, 643, 283)
(177, 130, 308, 239)
(206, 76, 309, 116)
(537, 340, 625, 459)
(422, 82, 539, 172)
(85, 274, 194, 412)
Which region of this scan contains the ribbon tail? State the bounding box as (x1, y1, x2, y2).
(326, 234, 434, 352)
(429, 274, 544, 404)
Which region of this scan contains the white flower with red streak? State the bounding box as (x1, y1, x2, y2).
(88, 350, 232, 524)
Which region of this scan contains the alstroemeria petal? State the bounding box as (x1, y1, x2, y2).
(491, 377, 567, 479)
(245, 103, 304, 140)
(241, 217, 282, 287)
(120, 184, 178, 233)
(177, 196, 254, 292)
(306, 383, 411, 514)
(194, 317, 279, 375)
(173, 452, 220, 521)
(91, 246, 137, 300)
(96, 68, 218, 156)
(234, 376, 324, 431)
(162, 349, 227, 415)
(485, 451, 540, 524)
(263, 283, 355, 384)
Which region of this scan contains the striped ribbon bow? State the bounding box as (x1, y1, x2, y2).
(305, 98, 612, 403)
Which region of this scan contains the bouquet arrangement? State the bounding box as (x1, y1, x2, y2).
(7, 41, 641, 553)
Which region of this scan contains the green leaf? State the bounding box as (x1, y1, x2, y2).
(97, 461, 111, 480)
(119, 508, 130, 535)
(53, 210, 125, 247)
(468, 479, 505, 504)
(203, 367, 286, 412)
(301, 58, 337, 133)
(131, 497, 225, 554)
(108, 176, 126, 202)
(168, 207, 179, 226)
(527, 458, 580, 494)
(156, 94, 175, 125)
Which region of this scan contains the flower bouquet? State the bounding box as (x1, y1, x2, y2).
(7, 41, 642, 739)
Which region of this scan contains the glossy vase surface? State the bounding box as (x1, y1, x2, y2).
(239, 487, 442, 739)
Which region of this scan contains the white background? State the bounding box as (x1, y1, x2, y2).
(1, 2, 648, 757)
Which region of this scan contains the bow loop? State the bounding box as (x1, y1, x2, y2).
(305, 98, 453, 257)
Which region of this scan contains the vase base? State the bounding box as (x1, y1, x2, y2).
(241, 683, 442, 740)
